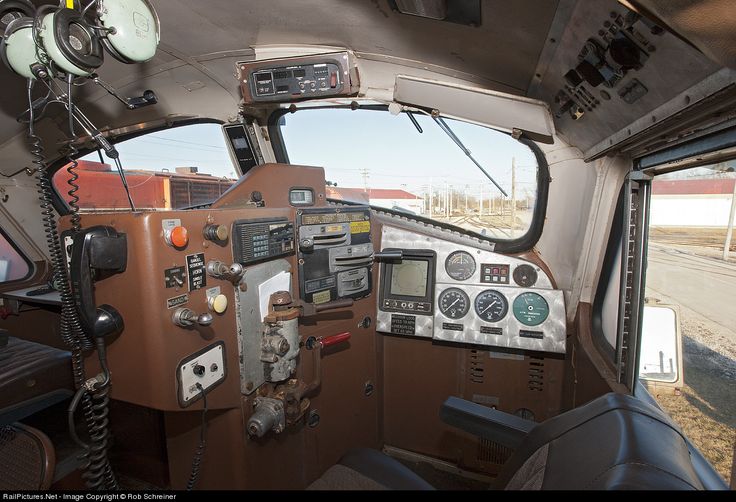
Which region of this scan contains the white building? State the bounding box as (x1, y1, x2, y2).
(326, 187, 423, 214)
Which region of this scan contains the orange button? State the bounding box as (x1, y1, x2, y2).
(167, 226, 189, 248)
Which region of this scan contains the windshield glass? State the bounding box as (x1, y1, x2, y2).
(53, 123, 237, 211)
(278, 107, 541, 240)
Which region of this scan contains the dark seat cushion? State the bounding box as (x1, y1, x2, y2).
(497, 392, 704, 490)
(309, 448, 434, 490)
(0, 337, 73, 423)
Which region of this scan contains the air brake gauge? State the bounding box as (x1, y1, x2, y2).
(445, 251, 476, 281)
(513, 264, 538, 288)
(438, 288, 470, 319)
(513, 292, 549, 326)
(474, 290, 508, 323)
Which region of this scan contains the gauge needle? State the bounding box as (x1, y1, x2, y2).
(445, 298, 460, 310)
(480, 300, 497, 315)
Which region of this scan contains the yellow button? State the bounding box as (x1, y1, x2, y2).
(209, 294, 228, 314)
(214, 224, 228, 241)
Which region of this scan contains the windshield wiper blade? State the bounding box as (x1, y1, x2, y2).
(432, 116, 508, 197)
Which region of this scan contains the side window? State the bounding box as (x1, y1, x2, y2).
(642, 162, 735, 484)
(53, 123, 237, 210)
(0, 230, 31, 283)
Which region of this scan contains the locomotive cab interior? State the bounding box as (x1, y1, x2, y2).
(0, 0, 734, 491)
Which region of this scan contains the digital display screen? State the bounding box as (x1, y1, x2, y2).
(289, 189, 313, 205)
(390, 260, 428, 298)
(232, 137, 249, 150)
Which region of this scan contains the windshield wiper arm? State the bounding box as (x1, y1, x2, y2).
(406, 111, 423, 133)
(432, 116, 508, 197)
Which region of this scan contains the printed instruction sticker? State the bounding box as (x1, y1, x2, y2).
(186, 253, 206, 291)
(350, 221, 370, 234)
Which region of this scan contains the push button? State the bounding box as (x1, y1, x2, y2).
(165, 226, 189, 248)
(330, 72, 337, 88)
(209, 294, 228, 314)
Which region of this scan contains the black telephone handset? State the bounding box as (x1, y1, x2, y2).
(69, 226, 128, 340)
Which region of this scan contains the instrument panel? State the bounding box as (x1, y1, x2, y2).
(377, 226, 566, 354)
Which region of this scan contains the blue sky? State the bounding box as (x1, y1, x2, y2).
(83, 109, 539, 201)
(281, 109, 538, 200)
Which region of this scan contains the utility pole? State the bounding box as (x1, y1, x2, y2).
(511, 157, 517, 238)
(449, 185, 453, 216)
(360, 168, 370, 192)
(479, 183, 484, 216)
(724, 178, 736, 261)
(444, 182, 448, 218)
(428, 178, 433, 218)
(464, 185, 469, 213)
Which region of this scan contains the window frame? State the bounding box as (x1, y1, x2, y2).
(268, 104, 550, 254)
(48, 118, 226, 215)
(0, 226, 34, 286)
(591, 185, 626, 366)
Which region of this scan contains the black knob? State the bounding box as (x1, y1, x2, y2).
(193, 364, 205, 377)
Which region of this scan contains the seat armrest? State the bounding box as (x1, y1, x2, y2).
(440, 396, 536, 449)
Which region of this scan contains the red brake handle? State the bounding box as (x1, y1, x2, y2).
(320, 331, 351, 348)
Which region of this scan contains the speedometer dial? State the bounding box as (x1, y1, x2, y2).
(445, 251, 476, 281)
(438, 288, 470, 319)
(474, 290, 508, 323)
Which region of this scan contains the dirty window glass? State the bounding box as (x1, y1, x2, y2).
(53, 123, 236, 211)
(279, 108, 539, 240)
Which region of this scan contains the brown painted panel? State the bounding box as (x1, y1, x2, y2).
(383, 334, 467, 462)
(70, 207, 292, 411)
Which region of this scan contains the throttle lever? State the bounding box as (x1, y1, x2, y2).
(300, 298, 354, 317)
(374, 249, 403, 261)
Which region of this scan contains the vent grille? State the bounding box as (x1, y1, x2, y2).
(528, 357, 544, 391)
(477, 438, 513, 464)
(170, 178, 234, 209)
(469, 349, 485, 384)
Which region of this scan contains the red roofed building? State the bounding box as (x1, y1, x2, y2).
(326, 187, 422, 214)
(650, 176, 736, 227)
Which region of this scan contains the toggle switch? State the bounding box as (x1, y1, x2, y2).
(172, 308, 213, 328)
(165, 225, 189, 248)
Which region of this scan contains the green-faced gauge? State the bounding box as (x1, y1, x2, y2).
(513, 292, 549, 326)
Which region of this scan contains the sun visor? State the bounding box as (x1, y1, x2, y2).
(393, 75, 555, 144)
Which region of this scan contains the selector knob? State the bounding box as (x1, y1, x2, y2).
(203, 224, 228, 242)
(208, 294, 228, 314)
(193, 364, 205, 377)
